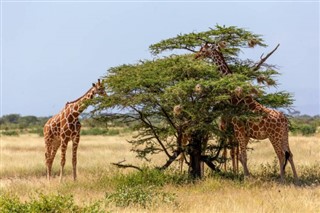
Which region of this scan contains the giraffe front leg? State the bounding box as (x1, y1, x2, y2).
(72, 135, 80, 181)
(239, 144, 250, 176)
(45, 140, 52, 181)
(230, 146, 236, 173)
(59, 139, 69, 183)
(233, 127, 250, 176)
(269, 136, 286, 183)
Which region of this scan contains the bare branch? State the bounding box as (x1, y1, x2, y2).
(111, 160, 143, 171)
(131, 106, 172, 159)
(252, 44, 280, 71)
(157, 149, 182, 170)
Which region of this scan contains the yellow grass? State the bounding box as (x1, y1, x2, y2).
(1, 133, 319, 212)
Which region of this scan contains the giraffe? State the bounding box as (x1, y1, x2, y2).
(195, 41, 238, 172)
(195, 41, 232, 75)
(231, 95, 298, 181)
(220, 117, 239, 173)
(173, 105, 191, 172)
(43, 79, 106, 182)
(195, 42, 298, 182)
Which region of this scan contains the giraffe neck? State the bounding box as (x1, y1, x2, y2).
(66, 87, 96, 115)
(209, 46, 232, 75)
(241, 96, 270, 113)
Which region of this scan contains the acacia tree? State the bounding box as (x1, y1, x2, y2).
(94, 25, 292, 179)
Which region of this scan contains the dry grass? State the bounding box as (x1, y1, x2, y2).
(1, 133, 319, 212)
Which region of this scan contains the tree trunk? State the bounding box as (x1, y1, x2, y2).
(189, 131, 205, 179)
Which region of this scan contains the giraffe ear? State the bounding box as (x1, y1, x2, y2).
(92, 83, 96, 87)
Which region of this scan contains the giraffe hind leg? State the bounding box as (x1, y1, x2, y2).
(283, 151, 290, 171)
(286, 151, 299, 182)
(46, 138, 61, 181)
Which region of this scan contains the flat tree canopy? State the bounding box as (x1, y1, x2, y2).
(93, 25, 293, 178)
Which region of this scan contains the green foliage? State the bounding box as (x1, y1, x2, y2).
(106, 185, 175, 208)
(291, 123, 317, 136)
(0, 114, 49, 131)
(1, 130, 20, 136)
(80, 128, 120, 136)
(113, 168, 190, 188)
(149, 25, 266, 56)
(0, 193, 103, 213)
(299, 124, 317, 136)
(94, 25, 294, 172)
(289, 115, 319, 136)
(0, 114, 128, 136)
(105, 168, 181, 208)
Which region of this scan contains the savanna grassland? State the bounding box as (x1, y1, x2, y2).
(1, 133, 319, 213)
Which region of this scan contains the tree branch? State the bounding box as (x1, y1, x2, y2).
(131, 106, 172, 159)
(252, 44, 280, 71)
(156, 102, 177, 131)
(157, 149, 182, 170)
(111, 160, 143, 171)
(201, 155, 220, 172)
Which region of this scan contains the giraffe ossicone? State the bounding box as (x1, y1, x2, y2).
(43, 79, 106, 182)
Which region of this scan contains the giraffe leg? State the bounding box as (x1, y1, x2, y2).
(72, 135, 80, 181)
(287, 152, 298, 182)
(238, 139, 250, 176)
(59, 138, 69, 183)
(230, 138, 239, 174)
(236, 143, 239, 174)
(282, 132, 299, 182)
(223, 146, 227, 171)
(269, 136, 286, 182)
(233, 126, 250, 176)
(45, 138, 53, 181)
(230, 146, 236, 173)
(179, 153, 184, 173)
(48, 139, 61, 179)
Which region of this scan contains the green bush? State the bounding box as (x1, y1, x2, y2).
(113, 168, 190, 188)
(290, 122, 317, 136)
(106, 185, 175, 208)
(28, 128, 44, 136)
(0, 193, 103, 213)
(80, 128, 120, 136)
(1, 130, 19, 136)
(104, 168, 183, 208)
(299, 124, 317, 136)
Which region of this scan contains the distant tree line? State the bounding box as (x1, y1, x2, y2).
(0, 113, 319, 136)
(289, 114, 320, 136)
(0, 113, 132, 136)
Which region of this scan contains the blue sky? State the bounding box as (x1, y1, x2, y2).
(1, 1, 319, 116)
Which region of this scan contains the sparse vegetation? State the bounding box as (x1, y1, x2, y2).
(0, 134, 319, 212)
(0, 193, 103, 213)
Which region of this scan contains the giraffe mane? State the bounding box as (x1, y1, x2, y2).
(66, 86, 95, 105)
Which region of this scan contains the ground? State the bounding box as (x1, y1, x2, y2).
(0, 133, 319, 212)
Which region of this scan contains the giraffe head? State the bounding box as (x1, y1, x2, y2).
(92, 79, 107, 96)
(194, 43, 212, 59)
(195, 41, 227, 59)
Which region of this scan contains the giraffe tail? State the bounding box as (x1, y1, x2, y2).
(283, 151, 290, 171)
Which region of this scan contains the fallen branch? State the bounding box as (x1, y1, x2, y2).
(111, 160, 143, 172)
(252, 44, 280, 71)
